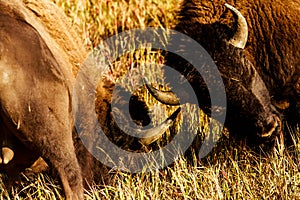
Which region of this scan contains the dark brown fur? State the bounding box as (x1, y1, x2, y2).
(165, 0, 300, 142)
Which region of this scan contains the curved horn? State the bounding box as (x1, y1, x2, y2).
(225, 3, 248, 49)
(146, 84, 181, 106)
(139, 107, 181, 145)
(0, 147, 14, 164)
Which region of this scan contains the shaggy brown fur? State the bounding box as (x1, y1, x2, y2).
(177, 0, 300, 121)
(161, 0, 300, 143)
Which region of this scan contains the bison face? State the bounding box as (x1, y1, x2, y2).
(211, 4, 281, 142)
(216, 43, 281, 142)
(147, 4, 282, 144)
(148, 41, 281, 143)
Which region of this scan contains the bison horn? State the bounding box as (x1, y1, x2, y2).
(0, 147, 14, 165)
(139, 107, 181, 145)
(225, 3, 248, 49)
(145, 83, 181, 106)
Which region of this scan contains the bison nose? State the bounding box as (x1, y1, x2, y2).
(258, 115, 282, 138)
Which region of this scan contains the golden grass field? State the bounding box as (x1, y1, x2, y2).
(1, 0, 300, 199)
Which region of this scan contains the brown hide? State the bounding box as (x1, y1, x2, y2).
(0, 0, 86, 75)
(0, 0, 106, 199)
(0, 12, 83, 199)
(0, 1, 159, 197)
(177, 0, 300, 126)
(161, 0, 300, 142)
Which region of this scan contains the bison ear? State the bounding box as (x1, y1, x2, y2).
(224, 3, 248, 49)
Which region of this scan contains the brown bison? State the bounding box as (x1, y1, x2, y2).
(0, 0, 179, 199)
(0, 0, 85, 199)
(148, 0, 300, 145)
(0, 11, 83, 200)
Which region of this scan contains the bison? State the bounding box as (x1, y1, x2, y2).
(0, 10, 84, 200)
(147, 0, 300, 145)
(0, 0, 180, 199)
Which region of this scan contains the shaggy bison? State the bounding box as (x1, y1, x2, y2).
(0, 0, 179, 199)
(0, 11, 84, 200)
(148, 0, 300, 144)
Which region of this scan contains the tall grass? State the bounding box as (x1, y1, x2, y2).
(3, 137, 299, 199)
(1, 0, 300, 199)
(51, 0, 180, 48)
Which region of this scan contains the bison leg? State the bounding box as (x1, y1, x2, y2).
(1, 93, 83, 200)
(28, 121, 84, 200)
(1, 104, 83, 200)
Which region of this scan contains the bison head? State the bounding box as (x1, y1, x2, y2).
(147, 4, 282, 144)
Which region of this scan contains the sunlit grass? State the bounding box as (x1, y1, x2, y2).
(3, 139, 299, 199)
(51, 0, 181, 48)
(1, 0, 300, 199)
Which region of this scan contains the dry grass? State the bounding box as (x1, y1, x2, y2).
(1, 0, 300, 199)
(51, 0, 180, 48)
(2, 137, 300, 199)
